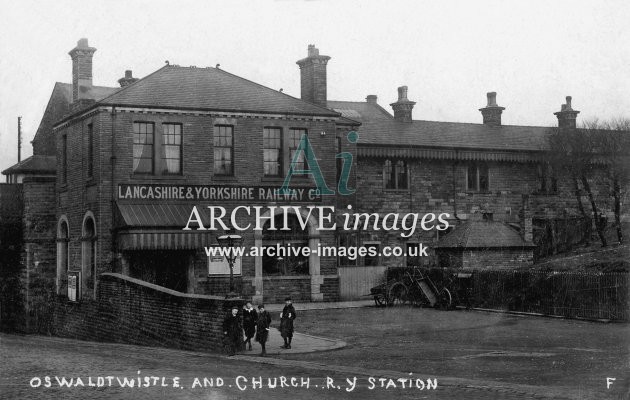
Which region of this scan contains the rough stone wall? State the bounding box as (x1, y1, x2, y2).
(462, 248, 534, 270)
(21, 176, 57, 333)
(52, 273, 244, 352)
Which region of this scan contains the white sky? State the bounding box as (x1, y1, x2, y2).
(0, 0, 628, 172)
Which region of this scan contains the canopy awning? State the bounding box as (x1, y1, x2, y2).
(115, 203, 212, 250)
(117, 229, 213, 250)
(115, 203, 195, 228)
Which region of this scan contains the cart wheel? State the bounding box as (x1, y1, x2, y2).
(387, 283, 409, 307)
(436, 288, 452, 310)
(374, 294, 386, 307)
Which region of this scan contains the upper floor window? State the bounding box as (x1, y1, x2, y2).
(87, 123, 94, 178)
(133, 122, 154, 174)
(62, 135, 68, 184)
(263, 127, 282, 176)
(214, 125, 233, 175)
(289, 128, 308, 176)
(467, 163, 489, 191)
(263, 127, 310, 177)
(537, 163, 558, 194)
(384, 159, 408, 190)
(161, 123, 182, 175)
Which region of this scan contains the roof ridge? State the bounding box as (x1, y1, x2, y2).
(97, 64, 171, 105)
(410, 119, 552, 130)
(210, 66, 340, 117)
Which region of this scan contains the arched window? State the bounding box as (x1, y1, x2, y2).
(56, 218, 70, 295)
(82, 214, 97, 295)
(262, 213, 309, 276)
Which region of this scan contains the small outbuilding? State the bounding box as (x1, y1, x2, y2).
(435, 216, 536, 270)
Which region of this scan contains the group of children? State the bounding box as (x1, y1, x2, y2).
(222, 297, 297, 356)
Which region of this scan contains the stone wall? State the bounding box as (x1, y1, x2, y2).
(0, 184, 24, 332)
(462, 248, 534, 270)
(52, 273, 243, 352)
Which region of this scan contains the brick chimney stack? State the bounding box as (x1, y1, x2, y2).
(68, 38, 96, 103)
(366, 95, 378, 104)
(554, 96, 580, 129)
(296, 45, 330, 108)
(118, 70, 139, 87)
(390, 86, 416, 122)
(479, 92, 505, 126)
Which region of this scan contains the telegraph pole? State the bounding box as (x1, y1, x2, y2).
(17, 116, 22, 163)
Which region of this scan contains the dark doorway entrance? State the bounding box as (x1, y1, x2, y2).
(127, 250, 191, 292)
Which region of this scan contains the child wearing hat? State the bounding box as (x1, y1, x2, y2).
(222, 305, 241, 356)
(280, 297, 297, 349)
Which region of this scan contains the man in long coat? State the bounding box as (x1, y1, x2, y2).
(222, 305, 241, 356)
(280, 297, 297, 349)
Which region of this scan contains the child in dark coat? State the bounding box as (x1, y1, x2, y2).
(242, 302, 258, 351)
(255, 305, 272, 356)
(280, 297, 297, 349)
(222, 305, 241, 356)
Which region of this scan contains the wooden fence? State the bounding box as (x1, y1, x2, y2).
(338, 266, 387, 300)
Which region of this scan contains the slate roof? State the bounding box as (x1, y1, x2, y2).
(115, 203, 192, 228)
(97, 65, 340, 117)
(31, 82, 118, 154)
(328, 100, 394, 123)
(2, 155, 56, 175)
(329, 100, 551, 151)
(435, 220, 535, 249)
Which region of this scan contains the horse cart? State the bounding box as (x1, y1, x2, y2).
(370, 267, 472, 309)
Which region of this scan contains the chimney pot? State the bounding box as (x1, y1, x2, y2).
(397, 86, 409, 101)
(77, 38, 89, 48)
(366, 95, 377, 104)
(479, 91, 505, 126)
(307, 44, 319, 57)
(487, 92, 497, 107)
(118, 70, 139, 87)
(390, 86, 416, 122)
(554, 95, 580, 129)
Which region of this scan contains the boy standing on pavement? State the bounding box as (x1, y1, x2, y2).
(242, 302, 258, 351)
(222, 305, 241, 356)
(255, 304, 272, 356)
(280, 297, 297, 349)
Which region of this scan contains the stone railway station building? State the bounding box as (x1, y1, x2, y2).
(0, 39, 614, 337)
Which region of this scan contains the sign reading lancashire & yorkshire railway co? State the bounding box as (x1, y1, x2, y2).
(117, 184, 322, 202)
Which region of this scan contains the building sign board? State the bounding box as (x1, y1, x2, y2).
(67, 271, 81, 302)
(118, 184, 322, 202)
(207, 248, 242, 276)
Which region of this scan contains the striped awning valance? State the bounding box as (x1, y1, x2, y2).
(117, 230, 213, 250)
(357, 147, 537, 163)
